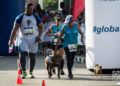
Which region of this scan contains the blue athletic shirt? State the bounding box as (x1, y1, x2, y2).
(51, 24, 62, 39)
(62, 22, 79, 48)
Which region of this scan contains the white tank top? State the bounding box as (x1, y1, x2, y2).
(19, 15, 38, 38)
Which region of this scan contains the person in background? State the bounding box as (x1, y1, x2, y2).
(34, 3, 42, 17)
(60, 2, 68, 19)
(8, 2, 43, 79)
(34, 4, 49, 24)
(56, 15, 84, 79)
(34, 4, 52, 55)
(77, 10, 86, 56)
(40, 17, 53, 56)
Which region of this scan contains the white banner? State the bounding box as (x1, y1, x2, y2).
(85, 0, 120, 69)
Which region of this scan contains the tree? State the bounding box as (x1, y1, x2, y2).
(43, 0, 58, 11)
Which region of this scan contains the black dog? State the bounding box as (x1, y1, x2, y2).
(45, 52, 63, 79)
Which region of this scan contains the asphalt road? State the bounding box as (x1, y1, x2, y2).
(0, 55, 118, 86)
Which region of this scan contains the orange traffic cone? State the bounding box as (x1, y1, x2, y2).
(16, 77, 23, 84)
(16, 69, 23, 84)
(18, 68, 21, 75)
(42, 80, 46, 86)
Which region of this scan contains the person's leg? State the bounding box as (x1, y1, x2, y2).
(18, 38, 28, 72)
(64, 47, 76, 79)
(19, 37, 31, 78)
(19, 51, 27, 78)
(28, 38, 38, 78)
(29, 53, 36, 72)
(68, 52, 76, 79)
(68, 53, 73, 76)
(64, 47, 72, 77)
(70, 52, 76, 69)
(15, 46, 22, 73)
(16, 46, 22, 74)
(28, 52, 36, 78)
(19, 52, 26, 71)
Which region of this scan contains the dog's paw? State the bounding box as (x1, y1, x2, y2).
(53, 69, 56, 74)
(57, 74, 60, 79)
(48, 73, 52, 78)
(49, 75, 51, 78)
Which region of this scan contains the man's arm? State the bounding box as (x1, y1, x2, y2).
(77, 24, 84, 44)
(8, 23, 20, 46)
(36, 23, 43, 43)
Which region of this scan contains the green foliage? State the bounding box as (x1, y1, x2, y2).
(43, 0, 58, 11)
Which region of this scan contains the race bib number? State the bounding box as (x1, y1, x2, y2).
(68, 44, 77, 52)
(23, 27, 34, 36)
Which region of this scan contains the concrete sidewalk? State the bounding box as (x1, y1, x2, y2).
(0, 56, 117, 86)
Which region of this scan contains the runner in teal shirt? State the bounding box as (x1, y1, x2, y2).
(62, 22, 79, 48)
(56, 15, 84, 79)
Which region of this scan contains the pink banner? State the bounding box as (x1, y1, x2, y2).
(72, 0, 85, 20)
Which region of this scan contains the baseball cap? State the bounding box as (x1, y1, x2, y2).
(64, 15, 74, 24)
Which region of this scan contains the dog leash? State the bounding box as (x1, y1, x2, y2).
(86, 47, 96, 66)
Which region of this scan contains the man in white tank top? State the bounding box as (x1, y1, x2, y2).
(8, 2, 43, 79)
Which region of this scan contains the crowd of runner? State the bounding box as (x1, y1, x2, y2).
(8, 2, 85, 79)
